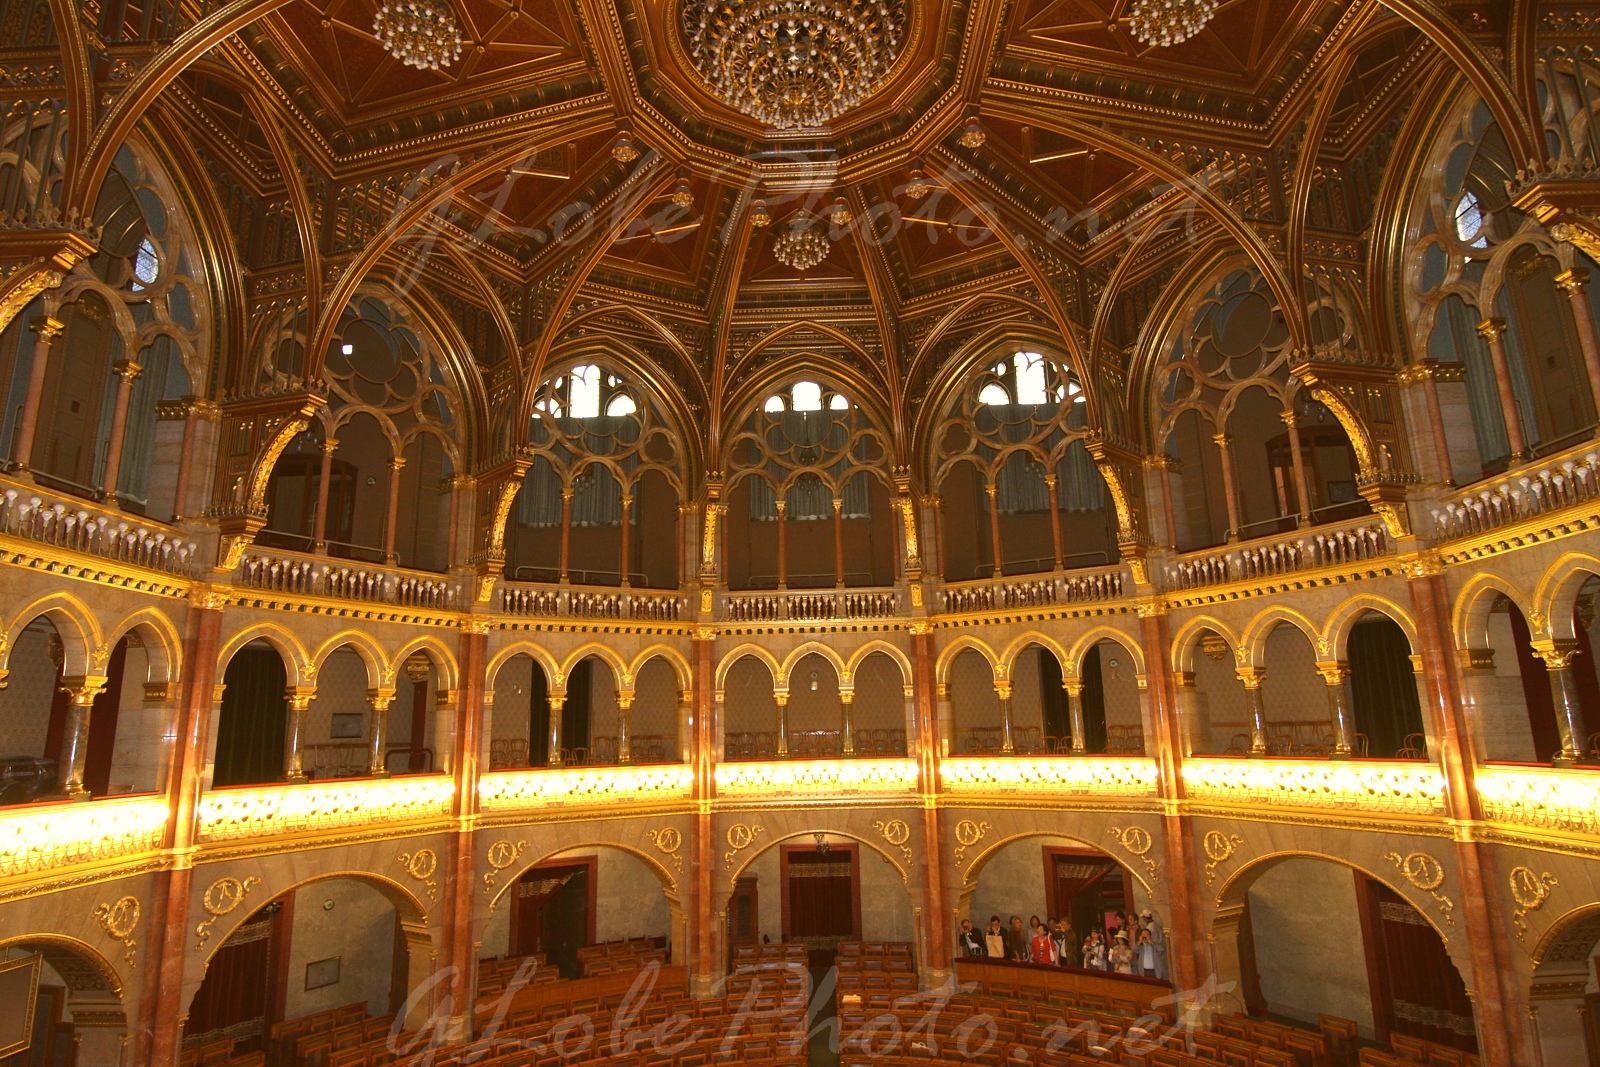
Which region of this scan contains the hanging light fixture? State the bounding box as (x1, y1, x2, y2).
(373, 0, 464, 70)
(1128, 0, 1218, 47)
(772, 223, 830, 270)
(749, 197, 772, 227)
(680, 0, 907, 130)
(829, 197, 853, 226)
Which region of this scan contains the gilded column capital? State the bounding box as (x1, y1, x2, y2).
(112, 359, 143, 382)
(1476, 317, 1507, 342)
(29, 315, 64, 343)
(58, 675, 108, 705)
(1555, 266, 1590, 294)
(1234, 666, 1267, 689)
(283, 685, 317, 712)
(1314, 661, 1350, 685)
(367, 687, 397, 712)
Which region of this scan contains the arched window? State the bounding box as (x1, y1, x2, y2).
(724, 379, 891, 589)
(0, 142, 206, 517)
(505, 360, 683, 588)
(259, 294, 465, 571)
(933, 348, 1110, 580)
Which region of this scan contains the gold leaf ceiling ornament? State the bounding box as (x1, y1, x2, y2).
(681, 0, 908, 130)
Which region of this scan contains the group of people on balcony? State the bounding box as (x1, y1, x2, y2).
(957, 910, 1166, 979)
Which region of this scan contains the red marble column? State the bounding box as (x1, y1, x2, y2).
(143, 593, 226, 1067)
(11, 314, 63, 475)
(910, 628, 950, 987)
(443, 621, 488, 1039)
(1406, 573, 1527, 1065)
(689, 635, 718, 997)
(1044, 474, 1063, 569)
(98, 359, 142, 503)
(1138, 609, 1205, 1001)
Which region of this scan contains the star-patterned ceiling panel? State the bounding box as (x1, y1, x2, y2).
(265, 0, 585, 122)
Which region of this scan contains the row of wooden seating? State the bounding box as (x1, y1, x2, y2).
(292, 1015, 395, 1067)
(320, 996, 812, 1067)
(586, 951, 668, 978)
(838, 956, 916, 974)
(837, 973, 920, 997)
(269, 1003, 370, 1066)
(838, 941, 915, 960)
(579, 938, 664, 964)
(179, 1038, 267, 1067)
(1213, 1016, 1329, 1067)
(1357, 1042, 1477, 1067)
(731, 943, 806, 966)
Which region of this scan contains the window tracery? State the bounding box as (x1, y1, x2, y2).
(730, 379, 886, 523)
(1406, 90, 1600, 475)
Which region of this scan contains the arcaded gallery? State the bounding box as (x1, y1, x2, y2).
(1, 1, 1598, 1065)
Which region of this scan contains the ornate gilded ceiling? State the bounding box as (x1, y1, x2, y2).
(121, 0, 1516, 459)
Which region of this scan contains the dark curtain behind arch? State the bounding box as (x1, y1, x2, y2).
(214, 648, 288, 786)
(1347, 617, 1425, 759)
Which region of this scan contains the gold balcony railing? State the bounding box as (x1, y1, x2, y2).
(1478, 764, 1600, 837)
(197, 776, 455, 842)
(0, 794, 168, 878)
(1180, 758, 1446, 817)
(939, 755, 1159, 798)
(935, 567, 1125, 615)
(478, 764, 693, 812)
(715, 758, 919, 798)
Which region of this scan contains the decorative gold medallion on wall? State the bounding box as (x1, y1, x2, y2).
(872, 819, 913, 868)
(195, 876, 261, 952)
(646, 827, 684, 874)
(1201, 831, 1244, 887)
(1384, 851, 1455, 928)
(93, 896, 141, 968)
(1508, 867, 1558, 942)
(397, 848, 440, 903)
(722, 823, 762, 875)
(952, 819, 989, 868)
(1107, 826, 1159, 883)
(483, 840, 526, 901)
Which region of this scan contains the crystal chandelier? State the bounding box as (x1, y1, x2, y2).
(681, 0, 907, 130)
(772, 224, 830, 270)
(373, 0, 464, 70)
(1128, 0, 1217, 47)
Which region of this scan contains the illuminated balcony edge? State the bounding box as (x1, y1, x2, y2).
(939, 755, 1160, 797)
(715, 757, 919, 798)
(197, 776, 456, 842)
(0, 793, 168, 881)
(0, 763, 1593, 881)
(1181, 758, 1448, 818)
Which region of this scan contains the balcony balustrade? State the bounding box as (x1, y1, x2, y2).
(0, 482, 200, 576)
(939, 755, 1160, 798)
(1164, 520, 1391, 592)
(478, 764, 693, 812)
(238, 546, 461, 609)
(500, 583, 682, 622)
(1431, 445, 1600, 542)
(715, 757, 918, 798)
(936, 567, 1124, 615)
(197, 776, 455, 842)
(1180, 757, 1446, 817)
(0, 794, 167, 878)
(722, 587, 900, 623)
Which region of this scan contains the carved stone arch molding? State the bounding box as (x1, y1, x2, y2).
(472, 814, 693, 966)
(713, 808, 926, 908)
(1200, 821, 1475, 988)
(177, 835, 449, 1017)
(943, 806, 1171, 925)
